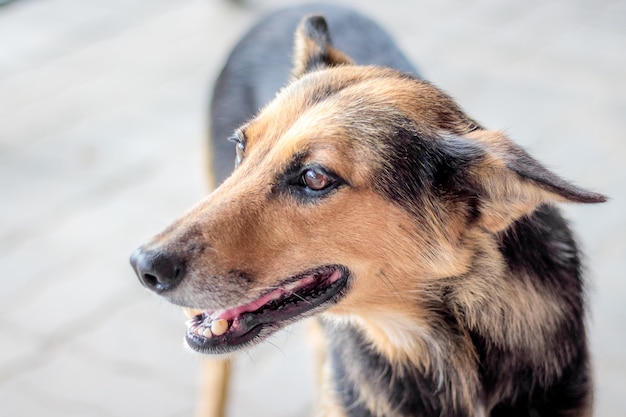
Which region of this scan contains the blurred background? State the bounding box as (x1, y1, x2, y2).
(0, 0, 624, 416)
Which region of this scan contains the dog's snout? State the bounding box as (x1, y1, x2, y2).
(130, 247, 185, 293)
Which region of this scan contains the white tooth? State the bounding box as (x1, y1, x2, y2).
(202, 328, 213, 338)
(211, 319, 229, 336)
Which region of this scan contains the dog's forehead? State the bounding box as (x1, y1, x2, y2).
(242, 68, 410, 156)
(243, 69, 371, 145)
(243, 66, 471, 152)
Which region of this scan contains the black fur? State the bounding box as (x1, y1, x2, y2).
(323, 319, 456, 417)
(299, 15, 335, 74)
(370, 120, 486, 224)
(480, 206, 590, 415)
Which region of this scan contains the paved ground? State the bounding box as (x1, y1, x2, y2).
(0, 0, 624, 416)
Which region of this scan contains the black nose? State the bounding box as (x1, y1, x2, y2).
(130, 247, 185, 293)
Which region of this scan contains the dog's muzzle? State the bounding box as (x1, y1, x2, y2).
(129, 247, 185, 294)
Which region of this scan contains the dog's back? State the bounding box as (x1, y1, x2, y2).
(209, 4, 418, 184)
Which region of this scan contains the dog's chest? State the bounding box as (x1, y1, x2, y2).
(321, 320, 462, 417)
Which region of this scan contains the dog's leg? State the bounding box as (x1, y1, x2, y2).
(194, 357, 231, 417)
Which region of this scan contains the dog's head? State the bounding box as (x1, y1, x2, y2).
(130, 16, 605, 355)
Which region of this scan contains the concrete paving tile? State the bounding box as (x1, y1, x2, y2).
(6, 343, 194, 417)
(0, 326, 40, 371)
(228, 322, 315, 417)
(2, 275, 132, 340)
(0, 0, 198, 79)
(0, 2, 217, 149)
(0, 378, 114, 417)
(68, 295, 199, 390)
(593, 359, 626, 416)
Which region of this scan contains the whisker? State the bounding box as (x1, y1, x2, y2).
(266, 338, 286, 358)
(290, 292, 313, 305)
(377, 270, 410, 307)
(244, 350, 256, 365)
(249, 284, 282, 293)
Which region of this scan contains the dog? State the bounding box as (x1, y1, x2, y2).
(130, 4, 606, 416)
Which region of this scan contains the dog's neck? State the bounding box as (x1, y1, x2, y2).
(319, 255, 487, 416)
(318, 205, 587, 417)
(320, 314, 481, 417)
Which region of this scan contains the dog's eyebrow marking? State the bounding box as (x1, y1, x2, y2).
(280, 150, 310, 180)
(227, 129, 246, 146)
(268, 149, 311, 197)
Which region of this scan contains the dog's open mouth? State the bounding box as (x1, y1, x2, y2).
(185, 265, 349, 354)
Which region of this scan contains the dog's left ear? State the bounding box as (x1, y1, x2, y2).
(447, 131, 606, 232)
(291, 15, 353, 79)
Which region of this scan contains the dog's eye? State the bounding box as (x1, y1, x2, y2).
(228, 134, 246, 166)
(301, 167, 333, 191)
(281, 164, 342, 201)
(235, 141, 245, 164)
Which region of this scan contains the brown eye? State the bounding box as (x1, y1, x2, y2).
(228, 133, 246, 166)
(302, 167, 331, 190)
(285, 164, 342, 200)
(235, 142, 244, 164)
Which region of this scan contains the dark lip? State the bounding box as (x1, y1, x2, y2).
(185, 265, 350, 354)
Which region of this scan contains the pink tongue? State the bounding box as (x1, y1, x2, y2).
(212, 275, 318, 321)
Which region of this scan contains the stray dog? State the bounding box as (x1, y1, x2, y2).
(130, 4, 606, 416)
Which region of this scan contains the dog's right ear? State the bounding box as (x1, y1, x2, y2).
(445, 131, 607, 233)
(291, 15, 353, 79)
